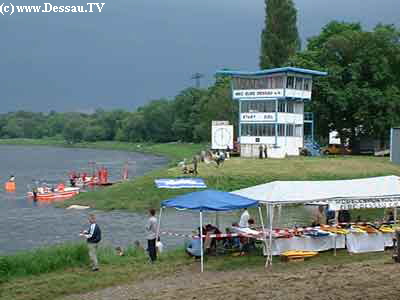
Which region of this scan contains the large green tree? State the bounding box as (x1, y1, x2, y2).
(290, 22, 400, 148)
(260, 0, 300, 69)
(194, 76, 238, 142)
(172, 88, 206, 142)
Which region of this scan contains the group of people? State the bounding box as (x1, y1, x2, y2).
(181, 156, 199, 175)
(312, 205, 354, 226)
(179, 147, 233, 175)
(79, 207, 262, 271)
(69, 171, 90, 187)
(185, 208, 258, 258)
(80, 209, 163, 271)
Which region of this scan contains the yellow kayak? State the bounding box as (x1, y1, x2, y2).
(281, 250, 318, 258)
(320, 226, 349, 235)
(353, 225, 379, 233)
(350, 226, 366, 233)
(379, 225, 395, 233)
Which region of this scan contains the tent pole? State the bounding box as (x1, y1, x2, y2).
(156, 206, 163, 240)
(266, 203, 273, 267)
(334, 210, 339, 225)
(334, 233, 337, 256)
(332, 208, 338, 257)
(258, 206, 268, 263)
(200, 210, 204, 273)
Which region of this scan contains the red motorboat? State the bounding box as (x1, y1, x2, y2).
(28, 185, 80, 201)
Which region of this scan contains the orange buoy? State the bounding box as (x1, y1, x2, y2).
(5, 181, 16, 192)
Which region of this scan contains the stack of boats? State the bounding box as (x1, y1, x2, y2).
(274, 223, 397, 239)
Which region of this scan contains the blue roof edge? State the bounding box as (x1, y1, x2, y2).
(216, 67, 328, 77)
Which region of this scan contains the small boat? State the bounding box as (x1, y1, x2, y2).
(281, 250, 318, 258)
(304, 229, 330, 238)
(27, 186, 80, 201)
(353, 225, 379, 233)
(379, 225, 395, 233)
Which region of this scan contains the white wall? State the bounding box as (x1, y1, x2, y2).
(276, 113, 303, 124)
(285, 89, 311, 99)
(239, 137, 303, 157)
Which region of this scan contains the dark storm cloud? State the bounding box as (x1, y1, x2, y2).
(0, 0, 398, 112)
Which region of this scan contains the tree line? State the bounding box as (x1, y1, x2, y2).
(0, 77, 237, 144)
(1, 0, 400, 147)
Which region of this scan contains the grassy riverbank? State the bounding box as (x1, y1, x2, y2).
(64, 155, 400, 214)
(0, 242, 393, 300)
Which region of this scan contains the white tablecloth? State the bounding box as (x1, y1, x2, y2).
(382, 232, 395, 247)
(271, 234, 345, 255)
(345, 233, 385, 253)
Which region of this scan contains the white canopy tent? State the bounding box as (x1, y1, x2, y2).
(232, 175, 400, 207)
(232, 175, 400, 266)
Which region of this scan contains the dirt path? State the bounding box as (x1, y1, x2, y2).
(63, 260, 400, 300)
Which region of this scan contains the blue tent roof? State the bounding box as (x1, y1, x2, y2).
(161, 189, 259, 211)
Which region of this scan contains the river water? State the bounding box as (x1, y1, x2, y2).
(0, 145, 314, 255)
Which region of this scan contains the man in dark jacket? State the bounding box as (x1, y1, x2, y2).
(81, 214, 101, 271)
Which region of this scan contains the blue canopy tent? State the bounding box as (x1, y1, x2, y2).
(158, 189, 266, 272)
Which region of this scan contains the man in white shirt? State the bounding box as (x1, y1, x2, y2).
(239, 208, 250, 228)
(146, 208, 158, 262)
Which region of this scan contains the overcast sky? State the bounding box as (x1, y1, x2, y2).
(0, 0, 399, 113)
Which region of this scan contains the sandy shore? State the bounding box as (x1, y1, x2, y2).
(63, 257, 400, 300)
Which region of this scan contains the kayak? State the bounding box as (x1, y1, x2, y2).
(319, 225, 349, 235)
(379, 225, 395, 233)
(281, 250, 318, 258)
(353, 225, 379, 233)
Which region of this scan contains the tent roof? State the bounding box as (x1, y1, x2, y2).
(231, 176, 400, 205)
(161, 189, 259, 211)
(216, 67, 328, 77)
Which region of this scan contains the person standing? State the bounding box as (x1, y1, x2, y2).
(226, 146, 231, 160)
(192, 156, 198, 176)
(146, 208, 158, 263)
(264, 144, 268, 158)
(80, 214, 101, 271)
(312, 206, 327, 226)
(239, 208, 250, 228)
